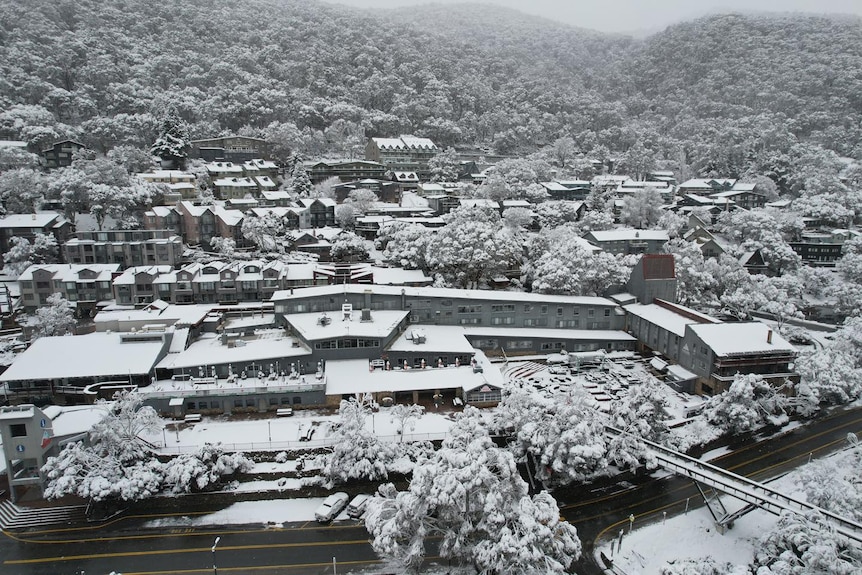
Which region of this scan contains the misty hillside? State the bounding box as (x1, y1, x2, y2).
(0, 0, 860, 174)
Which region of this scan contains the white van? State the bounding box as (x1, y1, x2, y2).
(346, 494, 371, 518)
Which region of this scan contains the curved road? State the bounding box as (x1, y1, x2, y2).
(0, 406, 859, 575)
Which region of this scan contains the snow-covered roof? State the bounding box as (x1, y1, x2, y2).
(206, 162, 243, 174)
(18, 263, 120, 282)
(460, 198, 500, 209)
(624, 302, 719, 337)
(148, 206, 176, 217)
(0, 332, 167, 382)
(371, 267, 432, 285)
(45, 405, 109, 439)
(94, 303, 212, 329)
(324, 354, 500, 396)
(399, 135, 437, 149)
(688, 323, 796, 357)
(254, 176, 276, 188)
(271, 284, 618, 307)
(214, 177, 258, 188)
(156, 329, 309, 371)
(393, 171, 419, 182)
(0, 212, 63, 229)
(387, 325, 476, 354)
(679, 178, 736, 189)
(215, 206, 244, 227)
(287, 310, 409, 342)
(585, 229, 670, 242)
(261, 190, 291, 200)
(462, 327, 636, 342)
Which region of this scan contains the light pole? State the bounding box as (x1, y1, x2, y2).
(268, 420, 272, 443)
(212, 536, 220, 575)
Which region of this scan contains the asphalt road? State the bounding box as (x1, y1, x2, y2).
(1, 406, 858, 575)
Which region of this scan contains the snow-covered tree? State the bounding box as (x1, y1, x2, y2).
(150, 109, 190, 169)
(43, 391, 250, 502)
(379, 222, 432, 270)
(330, 231, 369, 262)
(344, 188, 378, 214)
(528, 235, 630, 296)
(497, 387, 609, 486)
(502, 206, 533, 230)
(210, 237, 236, 258)
(162, 444, 252, 495)
(576, 209, 615, 233)
(619, 188, 664, 229)
(795, 316, 862, 406)
(534, 200, 582, 229)
(607, 379, 669, 471)
(27, 293, 76, 338)
(4, 237, 35, 278)
(289, 162, 313, 198)
(425, 207, 521, 288)
(427, 147, 459, 182)
(241, 211, 284, 253)
(794, 438, 861, 521)
(704, 374, 789, 435)
(550, 136, 576, 168)
(388, 404, 424, 442)
(0, 167, 46, 214)
(752, 510, 862, 574)
(324, 398, 391, 484)
(365, 407, 580, 573)
(334, 203, 357, 230)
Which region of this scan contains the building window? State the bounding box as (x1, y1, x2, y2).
(524, 318, 548, 327)
(604, 309, 611, 316)
(459, 317, 482, 325)
(10, 423, 27, 437)
(490, 304, 515, 313)
(506, 340, 533, 350)
(457, 304, 482, 314)
(557, 307, 563, 316)
(490, 317, 514, 325)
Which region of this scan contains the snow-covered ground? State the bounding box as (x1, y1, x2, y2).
(145, 408, 457, 454)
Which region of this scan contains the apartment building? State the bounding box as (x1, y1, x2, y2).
(63, 229, 184, 269)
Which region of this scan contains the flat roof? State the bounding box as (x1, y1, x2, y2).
(388, 326, 476, 354)
(324, 351, 502, 396)
(0, 333, 166, 382)
(156, 329, 310, 371)
(287, 310, 409, 342)
(271, 284, 617, 307)
(463, 327, 636, 341)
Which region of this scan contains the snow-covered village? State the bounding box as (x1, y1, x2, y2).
(0, 1, 861, 574)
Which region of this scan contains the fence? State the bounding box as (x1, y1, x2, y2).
(156, 431, 449, 455)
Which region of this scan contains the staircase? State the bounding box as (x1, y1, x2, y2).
(504, 361, 547, 381)
(0, 500, 88, 530)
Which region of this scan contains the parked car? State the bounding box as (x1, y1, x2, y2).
(314, 492, 349, 522)
(346, 494, 371, 518)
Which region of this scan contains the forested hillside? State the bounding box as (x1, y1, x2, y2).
(1, 0, 860, 179)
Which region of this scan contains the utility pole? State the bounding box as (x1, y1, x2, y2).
(212, 536, 220, 575)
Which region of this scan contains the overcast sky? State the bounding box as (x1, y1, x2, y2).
(327, 0, 862, 33)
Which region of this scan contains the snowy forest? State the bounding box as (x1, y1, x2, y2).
(1, 0, 861, 170)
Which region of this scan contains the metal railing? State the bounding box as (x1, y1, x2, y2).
(156, 431, 449, 455)
(605, 426, 862, 543)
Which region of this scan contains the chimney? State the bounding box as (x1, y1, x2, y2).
(767, 329, 773, 344)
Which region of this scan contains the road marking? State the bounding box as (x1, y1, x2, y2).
(3, 522, 364, 545)
(4, 538, 375, 565)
